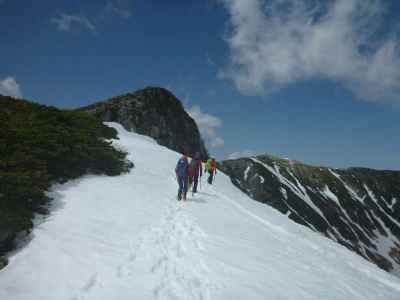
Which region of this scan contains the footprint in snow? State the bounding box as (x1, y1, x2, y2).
(69, 273, 98, 300)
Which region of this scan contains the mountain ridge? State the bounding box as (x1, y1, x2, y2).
(229, 152, 399, 172)
(220, 153, 400, 275)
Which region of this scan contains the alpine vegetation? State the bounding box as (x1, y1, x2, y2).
(0, 95, 132, 267)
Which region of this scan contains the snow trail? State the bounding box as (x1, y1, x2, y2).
(1, 122, 400, 300)
(148, 202, 211, 300)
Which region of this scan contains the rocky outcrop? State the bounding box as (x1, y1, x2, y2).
(220, 154, 400, 276)
(0, 256, 8, 270)
(80, 87, 208, 159)
(0, 230, 13, 270)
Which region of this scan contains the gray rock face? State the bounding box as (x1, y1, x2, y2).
(0, 256, 8, 270)
(220, 154, 400, 275)
(80, 87, 208, 159)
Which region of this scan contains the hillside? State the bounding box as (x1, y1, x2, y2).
(1, 123, 400, 300)
(220, 154, 400, 275)
(0, 96, 132, 267)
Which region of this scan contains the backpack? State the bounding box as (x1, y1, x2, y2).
(189, 158, 197, 170)
(176, 157, 188, 177)
(189, 158, 199, 177)
(206, 159, 216, 171)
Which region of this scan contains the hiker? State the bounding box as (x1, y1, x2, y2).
(206, 157, 217, 184)
(175, 154, 189, 201)
(189, 152, 203, 194)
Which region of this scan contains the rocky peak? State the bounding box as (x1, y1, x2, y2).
(80, 87, 208, 159)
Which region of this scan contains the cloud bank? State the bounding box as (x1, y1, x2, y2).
(220, 0, 400, 102)
(187, 105, 225, 149)
(0, 77, 22, 98)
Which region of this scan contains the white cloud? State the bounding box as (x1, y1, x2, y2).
(0, 76, 22, 98)
(228, 150, 255, 160)
(106, 0, 132, 19)
(51, 13, 96, 33)
(220, 0, 400, 103)
(211, 137, 225, 148)
(187, 105, 225, 149)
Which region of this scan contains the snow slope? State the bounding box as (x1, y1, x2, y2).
(1, 123, 400, 300)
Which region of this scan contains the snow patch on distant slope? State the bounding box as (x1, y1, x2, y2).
(364, 184, 400, 232)
(252, 159, 321, 216)
(243, 166, 250, 181)
(388, 198, 397, 210)
(258, 174, 264, 184)
(324, 172, 400, 275)
(322, 185, 339, 206)
(252, 159, 350, 242)
(320, 185, 375, 252)
(280, 187, 287, 200)
(329, 169, 366, 204)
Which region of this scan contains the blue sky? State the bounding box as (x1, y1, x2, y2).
(1, 0, 399, 170)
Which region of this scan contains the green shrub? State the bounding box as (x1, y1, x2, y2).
(0, 95, 132, 255)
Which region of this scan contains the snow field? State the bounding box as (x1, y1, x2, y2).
(1, 122, 400, 300)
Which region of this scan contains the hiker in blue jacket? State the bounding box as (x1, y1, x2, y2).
(175, 154, 189, 201)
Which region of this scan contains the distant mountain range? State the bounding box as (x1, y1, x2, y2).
(220, 154, 400, 275)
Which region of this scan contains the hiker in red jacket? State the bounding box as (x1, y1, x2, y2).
(189, 152, 203, 194)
